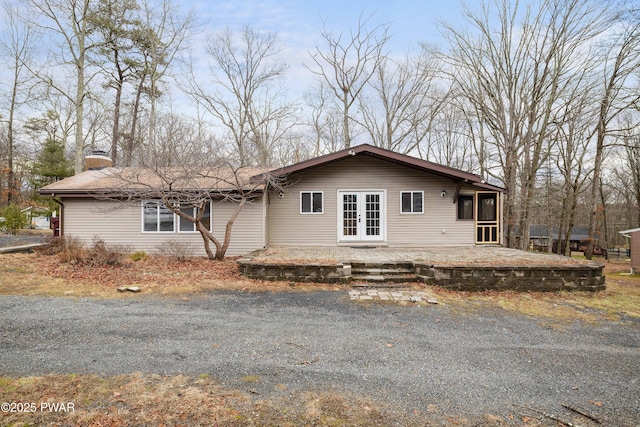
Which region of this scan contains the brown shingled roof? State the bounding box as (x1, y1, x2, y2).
(39, 166, 269, 197)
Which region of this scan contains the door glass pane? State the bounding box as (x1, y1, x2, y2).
(366, 194, 380, 236)
(343, 194, 358, 236)
(478, 194, 496, 221)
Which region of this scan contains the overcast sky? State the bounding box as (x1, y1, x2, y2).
(181, 0, 466, 98)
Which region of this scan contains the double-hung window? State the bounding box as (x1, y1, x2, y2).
(143, 200, 211, 233)
(178, 203, 211, 232)
(143, 201, 175, 232)
(301, 191, 323, 214)
(400, 191, 423, 214)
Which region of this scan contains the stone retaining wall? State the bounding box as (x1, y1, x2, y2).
(415, 263, 605, 292)
(238, 260, 351, 283)
(238, 257, 606, 292)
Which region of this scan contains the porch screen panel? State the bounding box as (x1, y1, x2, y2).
(343, 194, 358, 236)
(365, 194, 381, 236)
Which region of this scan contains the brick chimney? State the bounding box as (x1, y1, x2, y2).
(84, 150, 113, 171)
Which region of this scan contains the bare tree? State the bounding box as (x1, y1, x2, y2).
(358, 46, 445, 154)
(26, 0, 105, 174)
(426, 98, 476, 171)
(304, 80, 344, 156)
(585, 16, 640, 258)
(552, 84, 595, 256)
(623, 131, 640, 227)
(185, 25, 296, 167)
(137, 0, 196, 150)
(307, 13, 390, 148)
(440, 0, 612, 249)
(0, 1, 38, 204)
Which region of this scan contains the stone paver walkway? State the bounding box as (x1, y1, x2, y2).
(349, 289, 439, 303)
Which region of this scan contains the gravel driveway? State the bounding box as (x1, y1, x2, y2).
(1, 291, 639, 425)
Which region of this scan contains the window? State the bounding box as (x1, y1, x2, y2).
(143, 200, 211, 233)
(143, 201, 174, 232)
(301, 191, 323, 213)
(400, 191, 423, 214)
(179, 203, 211, 232)
(457, 195, 474, 220)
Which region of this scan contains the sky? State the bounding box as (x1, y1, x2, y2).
(184, 0, 467, 94)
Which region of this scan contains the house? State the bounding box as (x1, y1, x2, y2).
(39, 144, 504, 256)
(527, 225, 597, 254)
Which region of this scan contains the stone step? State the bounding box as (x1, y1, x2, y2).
(351, 275, 418, 287)
(350, 262, 414, 270)
(351, 267, 414, 275)
(351, 280, 417, 288)
(349, 262, 418, 286)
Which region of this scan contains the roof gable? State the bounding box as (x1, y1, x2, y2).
(264, 144, 503, 191)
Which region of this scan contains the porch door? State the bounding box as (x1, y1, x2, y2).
(339, 191, 385, 242)
(476, 191, 500, 244)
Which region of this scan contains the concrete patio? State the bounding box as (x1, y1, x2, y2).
(238, 246, 606, 292)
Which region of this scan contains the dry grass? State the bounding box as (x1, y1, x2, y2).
(0, 251, 343, 298)
(0, 372, 560, 426)
(0, 373, 434, 426)
(431, 261, 640, 324)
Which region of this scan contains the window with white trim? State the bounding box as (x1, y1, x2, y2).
(400, 191, 423, 214)
(301, 191, 323, 214)
(143, 201, 174, 232)
(179, 203, 211, 232)
(143, 201, 212, 233)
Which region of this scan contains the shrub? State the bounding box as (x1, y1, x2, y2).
(130, 251, 147, 262)
(38, 235, 124, 266)
(1, 204, 29, 235)
(160, 240, 193, 262)
(85, 236, 124, 266)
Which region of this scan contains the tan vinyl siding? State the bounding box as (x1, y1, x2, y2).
(62, 197, 264, 256)
(268, 155, 478, 247)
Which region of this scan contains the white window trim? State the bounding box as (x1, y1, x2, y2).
(177, 202, 212, 233)
(142, 200, 175, 233)
(400, 191, 424, 214)
(300, 191, 324, 214)
(142, 200, 212, 233)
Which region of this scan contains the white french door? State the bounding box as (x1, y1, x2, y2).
(338, 191, 385, 242)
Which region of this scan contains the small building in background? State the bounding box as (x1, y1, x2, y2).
(619, 228, 640, 274)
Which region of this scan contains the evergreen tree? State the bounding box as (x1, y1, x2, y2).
(31, 138, 74, 189)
